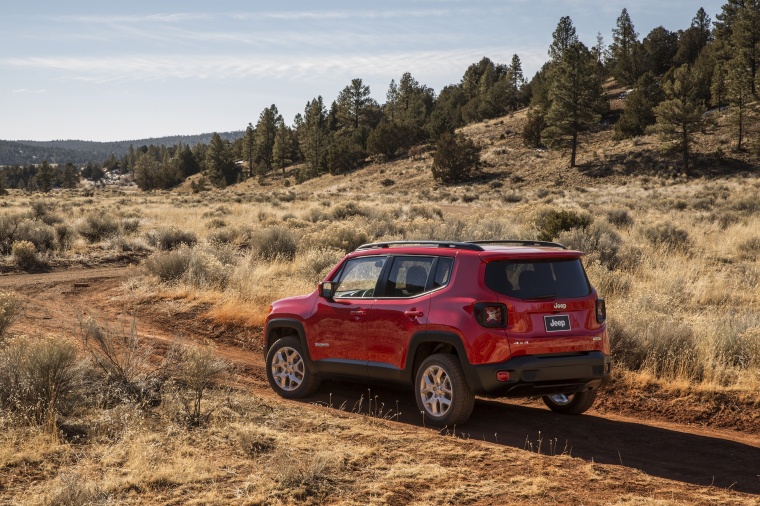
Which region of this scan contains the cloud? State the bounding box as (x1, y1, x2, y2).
(12, 88, 46, 95)
(1, 47, 538, 85)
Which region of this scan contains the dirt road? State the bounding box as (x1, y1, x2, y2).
(3, 267, 759, 496)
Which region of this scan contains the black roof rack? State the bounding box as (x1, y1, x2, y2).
(468, 240, 567, 250)
(355, 240, 567, 251)
(356, 241, 484, 251)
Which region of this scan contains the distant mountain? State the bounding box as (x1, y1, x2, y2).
(0, 131, 244, 166)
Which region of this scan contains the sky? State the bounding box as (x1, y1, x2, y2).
(1, 0, 726, 142)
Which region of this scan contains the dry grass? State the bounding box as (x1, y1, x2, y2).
(0, 109, 759, 503)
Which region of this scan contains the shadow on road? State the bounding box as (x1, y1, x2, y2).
(302, 380, 760, 495)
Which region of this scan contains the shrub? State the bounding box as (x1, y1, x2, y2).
(0, 337, 81, 432)
(55, 223, 77, 250)
(0, 213, 26, 254)
(170, 345, 228, 426)
(431, 133, 481, 183)
(80, 318, 161, 404)
(184, 249, 231, 289)
(737, 237, 760, 260)
(12, 240, 39, 270)
(642, 222, 690, 252)
(143, 247, 193, 282)
(330, 202, 369, 220)
(207, 226, 253, 249)
(251, 227, 298, 261)
(146, 227, 198, 250)
(380, 178, 395, 187)
(17, 220, 56, 251)
(120, 217, 141, 234)
(557, 222, 621, 269)
(0, 291, 18, 341)
(535, 209, 593, 241)
(78, 213, 119, 243)
(606, 209, 634, 228)
(297, 247, 345, 281)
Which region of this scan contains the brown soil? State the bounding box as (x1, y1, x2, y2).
(4, 267, 760, 498)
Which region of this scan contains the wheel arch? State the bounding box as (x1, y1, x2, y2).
(406, 331, 484, 392)
(265, 319, 313, 364)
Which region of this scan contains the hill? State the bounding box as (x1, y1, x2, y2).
(0, 131, 244, 166)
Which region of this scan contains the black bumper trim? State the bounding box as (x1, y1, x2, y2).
(469, 351, 611, 396)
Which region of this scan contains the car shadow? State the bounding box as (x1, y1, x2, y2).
(302, 381, 760, 495)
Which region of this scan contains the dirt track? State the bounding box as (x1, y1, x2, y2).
(3, 267, 759, 496)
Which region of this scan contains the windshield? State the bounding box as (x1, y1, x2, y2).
(485, 259, 591, 300)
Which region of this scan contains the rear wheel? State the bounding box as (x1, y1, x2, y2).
(266, 336, 321, 399)
(542, 390, 597, 415)
(415, 354, 475, 427)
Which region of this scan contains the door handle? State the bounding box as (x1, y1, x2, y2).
(404, 310, 424, 318)
(350, 309, 367, 317)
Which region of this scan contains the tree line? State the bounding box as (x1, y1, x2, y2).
(3, 0, 758, 192)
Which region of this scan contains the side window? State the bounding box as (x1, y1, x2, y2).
(334, 257, 386, 298)
(433, 257, 454, 289)
(385, 256, 435, 297)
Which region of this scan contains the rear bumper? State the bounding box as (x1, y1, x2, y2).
(469, 351, 611, 396)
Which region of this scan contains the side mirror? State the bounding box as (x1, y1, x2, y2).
(319, 281, 335, 299)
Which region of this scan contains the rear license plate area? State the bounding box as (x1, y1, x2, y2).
(544, 315, 571, 332)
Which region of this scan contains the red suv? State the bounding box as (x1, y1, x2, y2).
(264, 240, 610, 426)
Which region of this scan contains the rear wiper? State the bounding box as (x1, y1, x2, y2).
(525, 293, 557, 301)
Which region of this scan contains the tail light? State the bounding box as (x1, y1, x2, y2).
(474, 302, 507, 328)
(596, 298, 606, 324)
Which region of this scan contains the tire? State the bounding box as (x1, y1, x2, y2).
(415, 353, 475, 427)
(266, 336, 321, 399)
(542, 390, 597, 415)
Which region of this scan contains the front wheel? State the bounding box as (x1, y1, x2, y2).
(266, 336, 321, 399)
(542, 390, 597, 415)
(415, 354, 475, 427)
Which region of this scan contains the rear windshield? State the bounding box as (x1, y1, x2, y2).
(485, 259, 591, 300)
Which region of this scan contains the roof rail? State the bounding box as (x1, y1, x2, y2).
(355, 240, 568, 251)
(468, 240, 567, 250)
(356, 241, 484, 251)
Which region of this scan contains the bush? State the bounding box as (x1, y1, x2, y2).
(12, 240, 39, 270)
(557, 222, 621, 269)
(431, 133, 481, 183)
(184, 249, 231, 289)
(80, 318, 161, 404)
(170, 345, 228, 426)
(330, 202, 369, 220)
(207, 226, 253, 249)
(606, 209, 634, 228)
(55, 223, 77, 250)
(143, 247, 193, 282)
(642, 222, 690, 252)
(0, 291, 18, 341)
(535, 209, 593, 241)
(17, 220, 56, 251)
(78, 213, 119, 243)
(120, 218, 141, 234)
(737, 237, 760, 259)
(146, 227, 198, 250)
(251, 227, 298, 261)
(0, 337, 81, 431)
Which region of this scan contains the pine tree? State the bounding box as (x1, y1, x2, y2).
(244, 123, 256, 178)
(614, 71, 664, 139)
(549, 16, 578, 62)
(336, 78, 374, 131)
(205, 133, 237, 187)
(725, 57, 754, 150)
(642, 26, 678, 75)
(299, 97, 328, 178)
(61, 163, 80, 189)
(610, 8, 642, 85)
(674, 8, 713, 66)
(542, 41, 607, 167)
(36, 161, 54, 192)
(255, 105, 283, 175)
(273, 124, 296, 174)
(652, 65, 709, 176)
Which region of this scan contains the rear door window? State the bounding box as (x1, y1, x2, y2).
(384, 256, 435, 297)
(485, 259, 590, 300)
